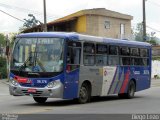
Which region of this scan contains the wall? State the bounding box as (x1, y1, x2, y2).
(76, 15, 86, 33)
(152, 60, 160, 78)
(86, 15, 132, 39)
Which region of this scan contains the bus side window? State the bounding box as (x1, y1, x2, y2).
(109, 45, 118, 55)
(83, 42, 95, 65)
(108, 45, 119, 65)
(131, 48, 139, 56)
(96, 44, 108, 66)
(140, 49, 148, 57)
(120, 46, 130, 65)
(66, 41, 81, 71)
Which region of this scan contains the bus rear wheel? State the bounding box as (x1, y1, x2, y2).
(33, 97, 48, 103)
(118, 80, 135, 99)
(78, 84, 91, 104)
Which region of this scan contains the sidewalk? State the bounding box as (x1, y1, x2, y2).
(0, 79, 9, 85)
(151, 78, 160, 87)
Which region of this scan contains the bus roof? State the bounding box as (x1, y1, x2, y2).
(17, 32, 151, 47)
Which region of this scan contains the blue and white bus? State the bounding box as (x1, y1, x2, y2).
(9, 32, 152, 104)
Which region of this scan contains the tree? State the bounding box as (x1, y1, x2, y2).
(19, 14, 42, 32)
(134, 23, 146, 42)
(0, 33, 5, 47)
(134, 23, 159, 45)
(0, 57, 7, 78)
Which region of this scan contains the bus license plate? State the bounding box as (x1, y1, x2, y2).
(27, 88, 36, 93)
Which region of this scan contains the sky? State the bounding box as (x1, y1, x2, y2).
(0, 0, 160, 37)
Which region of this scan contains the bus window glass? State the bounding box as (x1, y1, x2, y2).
(84, 55, 94, 65)
(131, 58, 147, 66)
(84, 43, 95, 54)
(142, 58, 148, 66)
(131, 48, 139, 56)
(11, 38, 64, 72)
(120, 47, 130, 56)
(83, 42, 95, 65)
(120, 57, 130, 65)
(67, 47, 81, 65)
(109, 45, 118, 55)
(96, 44, 108, 54)
(96, 55, 107, 66)
(140, 49, 148, 57)
(108, 56, 119, 65)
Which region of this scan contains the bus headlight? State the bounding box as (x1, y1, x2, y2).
(47, 80, 61, 88)
(10, 78, 19, 86)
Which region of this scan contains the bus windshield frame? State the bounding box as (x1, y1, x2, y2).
(11, 37, 64, 76)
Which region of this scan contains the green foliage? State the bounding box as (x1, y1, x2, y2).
(152, 56, 160, 61)
(10, 33, 17, 48)
(146, 39, 158, 45)
(0, 33, 5, 47)
(0, 57, 7, 78)
(134, 23, 159, 45)
(134, 23, 143, 42)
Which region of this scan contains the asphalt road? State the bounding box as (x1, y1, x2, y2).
(0, 79, 160, 115)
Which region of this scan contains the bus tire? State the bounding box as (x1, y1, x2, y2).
(118, 80, 135, 99)
(118, 93, 125, 99)
(125, 80, 135, 99)
(78, 83, 91, 104)
(33, 97, 47, 103)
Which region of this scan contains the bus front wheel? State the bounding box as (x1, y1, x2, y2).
(33, 97, 48, 103)
(78, 84, 91, 104)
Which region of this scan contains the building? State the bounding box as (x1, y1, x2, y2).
(152, 45, 160, 58)
(23, 8, 133, 39)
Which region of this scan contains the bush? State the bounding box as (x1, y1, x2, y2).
(0, 57, 7, 79)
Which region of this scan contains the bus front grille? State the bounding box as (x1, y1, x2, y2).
(21, 90, 43, 96)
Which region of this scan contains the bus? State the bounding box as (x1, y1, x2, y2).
(9, 32, 152, 104)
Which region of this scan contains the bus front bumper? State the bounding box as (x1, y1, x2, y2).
(9, 82, 64, 98)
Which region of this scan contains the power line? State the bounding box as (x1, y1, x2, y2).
(146, 25, 160, 33)
(0, 9, 24, 22)
(147, 0, 160, 8)
(0, 2, 60, 19)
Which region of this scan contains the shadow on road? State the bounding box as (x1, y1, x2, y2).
(21, 95, 143, 107)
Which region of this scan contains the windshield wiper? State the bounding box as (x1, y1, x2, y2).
(18, 52, 33, 73)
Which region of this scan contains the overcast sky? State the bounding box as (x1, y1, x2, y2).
(0, 0, 160, 37)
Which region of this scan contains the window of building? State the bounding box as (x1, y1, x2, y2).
(120, 23, 125, 35)
(104, 21, 110, 29)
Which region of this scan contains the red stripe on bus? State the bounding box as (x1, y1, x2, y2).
(120, 70, 130, 93)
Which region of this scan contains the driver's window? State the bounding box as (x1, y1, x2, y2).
(66, 41, 81, 72)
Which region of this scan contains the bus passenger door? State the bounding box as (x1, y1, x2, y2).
(63, 41, 81, 99)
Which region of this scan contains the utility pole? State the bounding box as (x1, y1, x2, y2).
(43, 0, 47, 32)
(5, 34, 10, 81)
(143, 0, 146, 41)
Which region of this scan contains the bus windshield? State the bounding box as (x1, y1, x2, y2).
(11, 37, 64, 73)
